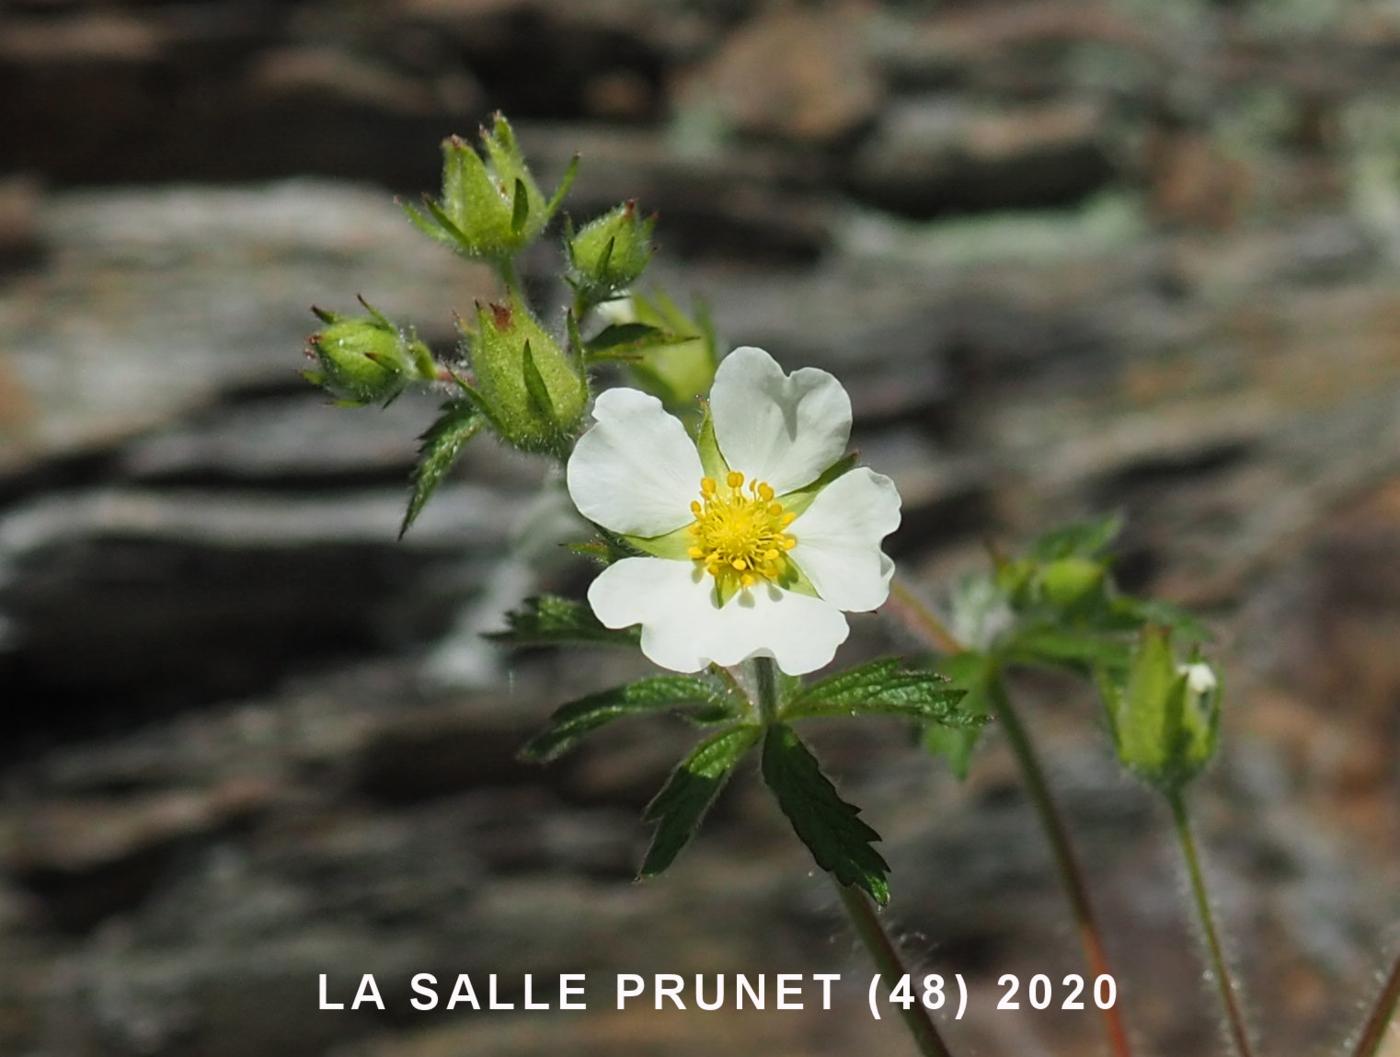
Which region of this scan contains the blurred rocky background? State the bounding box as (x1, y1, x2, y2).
(1, 0, 1398, 1054)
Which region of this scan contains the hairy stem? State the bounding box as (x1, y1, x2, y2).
(753, 656, 780, 725)
(750, 656, 956, 1057)
(1353, 947, 1400, 1057)
(835, 881, 957, 1057)
(887, 577, 1134, 1057)
(1169, 791, 1255, 1057)
(494, 256, 523, 299)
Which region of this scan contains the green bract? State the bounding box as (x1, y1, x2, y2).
(302, 301, 435, 406)
(463, 293, 588, 454)
(402, 113, 576, 262)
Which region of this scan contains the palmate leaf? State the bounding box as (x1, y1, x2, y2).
(399, 399, 482, 538)
(783, 659, 976, 726)
(520, 675, 741, 763)
(639, 724, 760, 877)
(488, 594, 639, 648)
(761, 723, 890, 905)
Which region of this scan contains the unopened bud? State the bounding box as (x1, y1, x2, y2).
(567, 201, 655, 299)
(303, 301, 435, 406)
(1106, 628, 1220, 791)
(465, 293, 587, 453)
(401, 113, 576, 262)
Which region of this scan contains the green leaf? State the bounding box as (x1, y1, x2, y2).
(399, 400, 483, 538)
(585, 322, 696, 362)
(489, 594, 640, 648)
(1000, 625, 1132, 675)
(1111, 594, 1212, 642)
(785, 659, 976, 726)
(521, 675, 741, 763)
(761, 724, 890, 904)
(1028, 513, 1124, 562)
(639, 724, 760, 877)
(923, 652, 996, 779)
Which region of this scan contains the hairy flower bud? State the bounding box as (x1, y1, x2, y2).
(303, 301, 436, 406)
(465, 293, 587, 453)
(401, 113, 577, 262)
(567, 201, 655, 299)
(1103, 627, 1220, 791)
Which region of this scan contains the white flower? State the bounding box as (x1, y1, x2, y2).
(566, 346, 900, 674)
(1178, 661, 1218, 696)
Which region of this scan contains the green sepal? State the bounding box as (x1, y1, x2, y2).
(489, 594, 640, 649)
(520, 675, 741, 763)
(510, 177, 529, 235)
(639, 724, 761, 878)
(761, 723, 890, 904)
(783, 658, 975, 726)
(779, 453, 858, 520)
(695, 406, 728, 479)
(520, 340, 556, 426)
(624, 524, 695, 561)
(399, 399, 483, 539)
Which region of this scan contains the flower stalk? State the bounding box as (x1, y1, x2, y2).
(750, 655, 955, 1057)
(835, 881, 957, 1057)
(1168, 790, 1256, 1057)
(886, 579, 1135, 1057)
(1352, 947, 1400, 1057)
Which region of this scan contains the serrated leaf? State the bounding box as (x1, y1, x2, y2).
(399, 400, 482, 538)
(924, 652, 996, 779)
(521, 675, 741, 763)
(785, 659, 977, 726)
(488, 594, 639, 648)
(639, 724, 760, 877)
(761, 724, 890, 904)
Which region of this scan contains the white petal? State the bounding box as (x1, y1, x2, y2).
(566, 388, 703, 537)
(587, 556, 849, 675)
(789, 468, 901, 612)
(709, 346, 852, 495)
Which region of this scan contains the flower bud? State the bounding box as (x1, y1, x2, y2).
(303, 301, 436, 406)
(1105, 627, 1220, 791)
(465, 293, 587, 453)
(401, 113, 576, 262)
(566, 201, 655, 299)
(1037, 556, 1106, 609)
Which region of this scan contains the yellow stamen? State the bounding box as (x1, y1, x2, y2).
(685, 471, 799, 593)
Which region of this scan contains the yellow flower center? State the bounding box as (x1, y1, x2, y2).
(686, 470, 797, 590)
